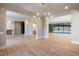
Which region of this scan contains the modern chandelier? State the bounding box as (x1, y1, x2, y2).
(33, 3, 54, 20)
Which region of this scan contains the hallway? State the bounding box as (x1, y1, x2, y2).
(1, 34, 79, 56)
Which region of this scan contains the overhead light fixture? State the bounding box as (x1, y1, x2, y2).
(36, 13, 39, 16)
(33, 13, 53, 19)
(48, 12, 50, 15)
(64, 6, 68, 10)
(33, 15, 36, 18)
(33, 23, 36, 28)
(50, 16, 53, 18)
(32, 3, 53, 20)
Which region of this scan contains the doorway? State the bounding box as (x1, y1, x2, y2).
(21, 21, 25, 34)
(14, 21, 25, 35)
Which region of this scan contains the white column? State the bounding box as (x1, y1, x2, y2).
(25, 20, 32, 36)
(36, 17, 48, 39)
(12, 21, 15, 35)
(71, 11, 79, 44)
(0, 8, 6, 49)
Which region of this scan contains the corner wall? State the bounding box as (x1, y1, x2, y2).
(71, 11, 79, 44)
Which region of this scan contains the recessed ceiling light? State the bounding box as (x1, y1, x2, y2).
(36, 13, 39, 16)
(50, 16, 53, 18)
(48, 12, 50, 15)
(64, 6, 68, 10)
(33, 15, 36, 18)
(33, 23, 36, 27)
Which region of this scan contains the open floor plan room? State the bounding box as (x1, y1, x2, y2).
(0, 3, 79, 56)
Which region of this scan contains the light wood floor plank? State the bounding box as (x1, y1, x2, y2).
(1, 34, 79, 56)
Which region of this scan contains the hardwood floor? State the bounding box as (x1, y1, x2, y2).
(1, 33, 79, 56)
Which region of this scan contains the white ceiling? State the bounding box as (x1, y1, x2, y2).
(0, 3, 79, 22)
(49, 15, 71, 24)
(0, 3, 79, 17)
(6, 11, 31, 20)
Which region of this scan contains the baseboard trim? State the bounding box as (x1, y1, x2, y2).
(36, 36, 48, 39)
(71, 41, 79, 45)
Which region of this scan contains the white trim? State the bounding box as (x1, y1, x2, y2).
(42, 36, 48, 39)
(24, 34, 32, 36)
(36, 36, 42, 39)
(71, 41, 79, 45)
(36, 36, 48, 39)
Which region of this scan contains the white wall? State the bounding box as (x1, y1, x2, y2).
(71, 11, 79, 44)
(25, 20, 32, 36)
(49, 15, 71, 24)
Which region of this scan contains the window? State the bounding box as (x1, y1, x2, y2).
(49, 23, 71, 34)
